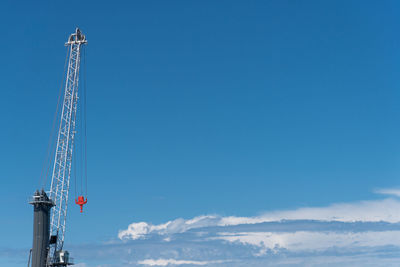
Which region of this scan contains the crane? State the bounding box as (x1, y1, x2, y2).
(30, 28, 87, 267)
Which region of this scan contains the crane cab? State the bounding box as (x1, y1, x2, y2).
(55, 250, 74, 266)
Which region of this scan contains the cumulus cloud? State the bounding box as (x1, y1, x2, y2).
(118, 215, 221, 240)
(119, 198, 400, 240)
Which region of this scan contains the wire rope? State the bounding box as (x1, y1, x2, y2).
(83, 46, 88, 198)
(40, 46, 70, 190)
(79, 65, 84, 196)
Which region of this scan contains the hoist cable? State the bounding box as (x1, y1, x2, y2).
(40, 46, 70, 190)
(83, 46, 88, 198)
(74, 137, 77, 199)
(71, 83, 79, 198)
(79, 64, 84, 196)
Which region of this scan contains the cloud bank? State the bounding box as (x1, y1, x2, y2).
(69, 189, 400, 266)
(118, 197, 400, 241)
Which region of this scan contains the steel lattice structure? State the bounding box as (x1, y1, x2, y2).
(48, 28, 87, 264)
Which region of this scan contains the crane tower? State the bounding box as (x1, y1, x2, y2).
(30, 28, 87, 267)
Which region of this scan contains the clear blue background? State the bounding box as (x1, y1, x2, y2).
(1, 0, 400, 263)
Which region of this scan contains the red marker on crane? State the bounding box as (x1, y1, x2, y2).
(75, 196, 87, 213)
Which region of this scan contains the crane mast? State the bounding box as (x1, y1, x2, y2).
(30, 28, 87, 267)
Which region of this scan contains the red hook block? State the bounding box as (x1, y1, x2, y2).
(75, 196, 87, 213)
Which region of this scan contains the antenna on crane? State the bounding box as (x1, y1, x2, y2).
(29, 28, 88, 267)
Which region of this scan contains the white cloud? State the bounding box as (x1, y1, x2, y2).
(375, 188, 400, 197)
(118, 215, 220, 240)
(214, 230, 400, 254)
(119, 198, 400, 240)
(255, 198, 400, 223)
(103, 192, 400, 266)
(137, 259, 227, 266)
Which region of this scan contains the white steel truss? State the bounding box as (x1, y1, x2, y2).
(48, 28, 87, 263)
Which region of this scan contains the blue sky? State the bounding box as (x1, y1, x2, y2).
(1, 0, 400, 266)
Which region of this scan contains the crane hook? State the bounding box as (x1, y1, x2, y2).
(75, 196, 87, 213)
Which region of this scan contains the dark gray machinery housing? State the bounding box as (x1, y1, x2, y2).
(30, 190, 54, 267)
